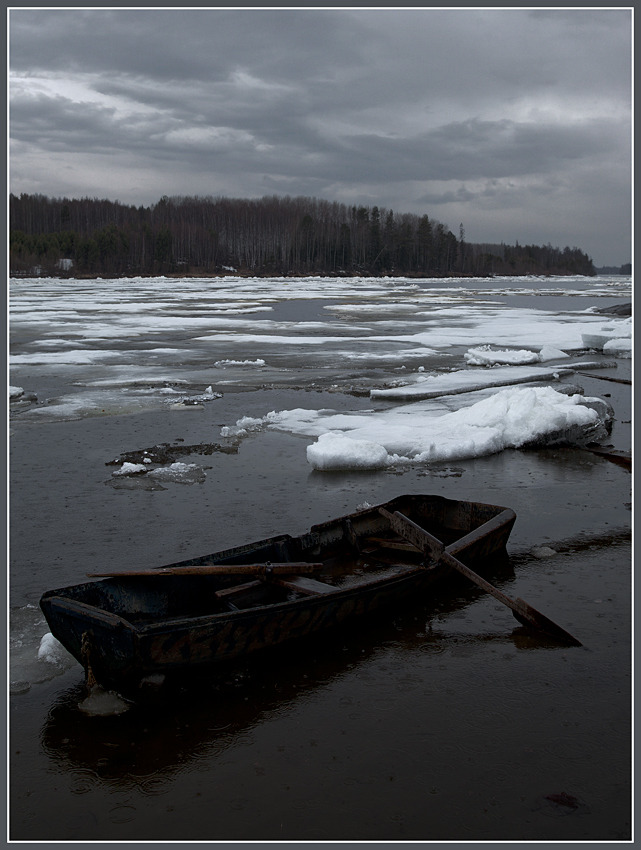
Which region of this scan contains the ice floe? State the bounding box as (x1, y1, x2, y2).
(581, 317, 632, 351)
(148, 462, 207, 484)
(10, 273, 630, 425)
(10, 605, 76, 693)
(603, 338, 631, 358)
(369, 361, 613, 401)
(38, 632, 72, 666)
(463, 345, 571, 367)
(214, 359, 266, 367)
(220, 384, 613, 471)
(111, 461, 206, 485)
(112, 462, 148, 476)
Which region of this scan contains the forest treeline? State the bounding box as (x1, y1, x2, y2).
(9, 192, 596, 278)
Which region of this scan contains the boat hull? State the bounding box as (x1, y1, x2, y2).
(40, 494, 516, 693)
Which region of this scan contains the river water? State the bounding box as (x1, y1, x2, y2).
(9, 274, 632, 842)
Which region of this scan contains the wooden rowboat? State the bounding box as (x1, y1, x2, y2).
(40, 494, 516, 695)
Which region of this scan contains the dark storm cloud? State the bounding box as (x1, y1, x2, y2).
(11, 92, 122, 153)
(318, 117, 620, 185)
(9, 7, 632, 264)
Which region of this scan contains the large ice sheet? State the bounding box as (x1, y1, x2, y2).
(221, 385, 613, 470)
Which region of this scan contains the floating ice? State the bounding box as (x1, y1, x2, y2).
(464, 345, 571, 366)
(9, 386, 24, 399)
(10, 608, 77, 691)
(224, 385, 612, 471)
(9, 603, 76, 694)
(169, 401, 205, 410)
(370, 363, 578, 400)
(168, 386, 222, 408)
(581, 317, 632, 350)
(538, 346, 569, 361)
(79, 685, 131, 716)
(309, 387, 610, 470)
(148, 462, 206, 484)
(603, 338, 631, 358)
(582, 333, 613, 350)
(220, 416, 267, 438)
(112, 462, 148, 476)
(307, 432, 390, 470)
(108, 460, 207, 488)
(10, 274, 630, 426)
(464, 346, 541, 366)
(37, 632, 72, 666)
(10, 349, 125, 366)
(342, 347, 443, 362)
(214, 359, 266, 367)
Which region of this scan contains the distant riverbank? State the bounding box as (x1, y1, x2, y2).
(10, 269, 602, 281)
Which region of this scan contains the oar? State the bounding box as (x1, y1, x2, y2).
(87, 562, 322, 578)
(379, 508, 582, 647)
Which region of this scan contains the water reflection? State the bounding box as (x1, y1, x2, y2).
(41, 631, 379, 789)
(41, 550, 579, 790)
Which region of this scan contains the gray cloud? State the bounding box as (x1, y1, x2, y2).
(9, 7, 631, 265)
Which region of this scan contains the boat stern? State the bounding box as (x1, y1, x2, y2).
(40, 591, 139, 688)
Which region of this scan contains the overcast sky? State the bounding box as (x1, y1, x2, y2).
(9, 7, 632, 266)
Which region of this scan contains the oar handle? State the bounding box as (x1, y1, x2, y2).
(380, 508, 519, 611)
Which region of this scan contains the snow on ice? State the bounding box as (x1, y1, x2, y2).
(214, 359, 266, 367)
(10, 275, 630, 460)
(463, 345, 570, 366)
(221, 385, 613, 471)
(112, 462, 148, 476)
(112, 461, 207, 484)
(581, 317, 632, 353)
(37, 632, 72, 666)
(369, 363, 577, 400)
(603, 338, 631, 357)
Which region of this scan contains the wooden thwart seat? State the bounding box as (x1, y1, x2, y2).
(215, 579, 264, 611)
(215, 580, 263, 599)
(215, 574, 338, 601)
(270, 574, 338, 596)
(365, 536, 421, 553)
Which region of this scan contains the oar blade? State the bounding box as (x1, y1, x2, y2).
(379, 506, 582, 648)
(512, 597, 582, 647)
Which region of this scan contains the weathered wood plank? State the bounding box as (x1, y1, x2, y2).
(215, 580, 263, 599)
(270, 575, 338, 596)
(88, 562, 322, 578)
(365, 537, 420, 552)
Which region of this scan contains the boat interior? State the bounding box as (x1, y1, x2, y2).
(42, 496, 515, 625)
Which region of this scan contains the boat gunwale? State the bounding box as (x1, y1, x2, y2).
(41, 563, 429, 633)
(131, 505, 517, 635)
(134, 562, 428, 634)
